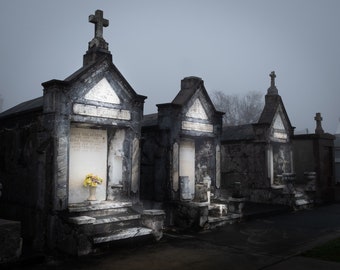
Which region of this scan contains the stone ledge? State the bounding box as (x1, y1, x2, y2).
(271, 184, 285, 189)
(295, 199, 310, 206)
(68, 216, 96, 225)
(95, 214, 141, 224)
(142, 209, 166, 216)
(68, 201, 132, 212)
(208, 216, 228, 222)
(93, 227, 153, 244)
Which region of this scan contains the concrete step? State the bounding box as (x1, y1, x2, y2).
(295, 198, 314, 210)
(95, 213, 141, 225)
(68, 201, 132, 217)
(295, 192, 304, 198)
(92, 213, 142, 234)
(68, 216, 96, 225)
(92, 227, 153, 244)
(68, 213, 141, 224)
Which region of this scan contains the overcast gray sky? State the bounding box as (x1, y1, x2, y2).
(0, 0, 339, 133)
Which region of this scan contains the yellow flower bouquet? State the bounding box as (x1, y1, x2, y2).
(83, 173, 103, 187)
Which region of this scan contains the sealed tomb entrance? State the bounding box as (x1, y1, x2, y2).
(178, 139, 196, 200)
(69, 125, 127, 203)
(69, 126, 108, 203)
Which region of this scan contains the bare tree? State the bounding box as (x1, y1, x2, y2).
(212, 90, 263, 126)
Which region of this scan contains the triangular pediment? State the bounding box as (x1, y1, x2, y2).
(271, 111, 289, 141)
(273, 113, 285, 130)
(85, 77, 120, 104)
(186, 98, 208, 120)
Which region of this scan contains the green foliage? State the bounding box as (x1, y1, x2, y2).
(303, 237, 340, 262)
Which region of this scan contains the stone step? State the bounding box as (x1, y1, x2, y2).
(208, 214, 241, 229)
(92, 214, 142, 234)
(68, 213, 141, 226)
(294, 192, 304, 198)
(68, 201, 132, 217)
(92, 227, 153, 244)
(295, 198, 310, 206)
(95, 213, 141, 225)
(295, 197, 314, 208)
(68, 216, 96, 225)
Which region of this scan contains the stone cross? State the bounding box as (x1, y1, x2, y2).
(89, 10, 109, 39)
(314, 112, 324, 134)
(270, 71, 276, 87)
(267, 71, 278, 95)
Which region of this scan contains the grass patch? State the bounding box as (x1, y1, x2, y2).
(302, 237, 340, 262)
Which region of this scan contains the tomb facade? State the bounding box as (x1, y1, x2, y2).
(221, 72, 299, 206)
(141, 76, 227, 228)
(293, 113, 335, 204)
(0, 10, 164, 255)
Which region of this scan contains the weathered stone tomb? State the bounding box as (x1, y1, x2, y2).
(141, 76, 233, 229)
(293, 113, 335, 204)
(0, 10, 164, 255)
(221, 72, 299, 206)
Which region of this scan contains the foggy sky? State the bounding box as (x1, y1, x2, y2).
(0, 0, 339, 133)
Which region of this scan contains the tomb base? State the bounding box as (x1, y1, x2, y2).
(56, 201, 160, 255)
(228, 197, 245, 214)
(0, 219, 22, 263)
(142, 209, 166, 240)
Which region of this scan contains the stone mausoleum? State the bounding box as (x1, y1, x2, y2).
(221, 72, 301, 206)
(221, 72, 336, 208)
(0, 8, 337, 258)
(293, 113, 335, 204)
(141, 77, 234, 228)
(0, 10, 164, 255)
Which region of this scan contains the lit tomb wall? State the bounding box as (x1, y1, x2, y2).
(179, 98, 215, 199)
(107, 129, 125, 187)
(69, 127, 107, 203)
(179, 139, 195, 199)
(268, 110, 293, 185)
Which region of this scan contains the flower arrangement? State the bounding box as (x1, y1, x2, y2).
(83, 173, 103, 187)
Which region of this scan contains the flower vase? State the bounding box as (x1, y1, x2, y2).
(88, 186, 97, 201)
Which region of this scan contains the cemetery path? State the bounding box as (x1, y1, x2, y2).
(8, 203, 340, 270)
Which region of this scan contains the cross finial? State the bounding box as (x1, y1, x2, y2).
(267, 71, 278, 95)
(84, 10, 111, 65)
(314, 112, 324, 134)
(270, 71, 276, 87)
(89, 10, 109, 39)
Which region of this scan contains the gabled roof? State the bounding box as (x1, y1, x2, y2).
(1, 55, 146, 120)
(46, 55, 147, 102)
(0, 96, 43, 119)
(221, 72, 295, 143)
(142, 113, 158, 127)
(171, 76, 223, 115)
(221, 124, 255, 142)
(258, 72, 293, 130)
